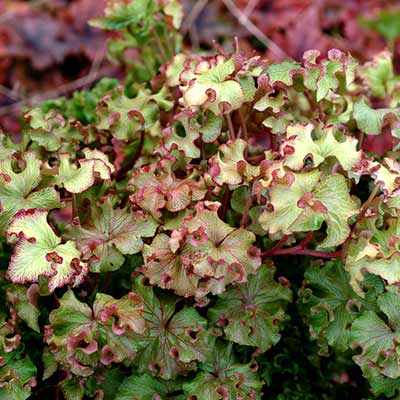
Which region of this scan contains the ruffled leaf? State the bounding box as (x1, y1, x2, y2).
(142, 202, 261, 298)
(181, 57, 250, 115)
(345, 203, 400, 296)
(24, 108, 75, 151)
(353, 100, 388, 135)
(66, 197, 158, 272)
(128, 157, 206, 219)
(183, 338, 263, 399)
(0, 318, 37, 400)
(209, 139, 260, 187)
(350, 289, 400, 382)
(90, 0, 156, 30)
(359, 52, 395, 99)
(56, 149, 115, 193)
(6, 284, 40, 332)
(46, 289, 145, 377)
(131, 276, 209, 380)
(299, 260, 364, 353)
(0, 152, 60, 232)
(208, 263, 291, 351)
(260, 171, 359, 248)
(281, 123, 360, 171)
(115, 374, 183, 400)
(96, 85, 172, 141)
(6, 209, 88, 292)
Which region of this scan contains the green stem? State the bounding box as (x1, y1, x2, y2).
(225, 113, 235, 140)
(153, 30, 169, 64)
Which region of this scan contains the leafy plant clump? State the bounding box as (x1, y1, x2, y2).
(2, 1, 400, 399)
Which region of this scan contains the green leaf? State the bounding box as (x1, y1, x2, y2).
(231, 185, 248, 214)
(208, 263, 291, 351)
(61, 376, 85, 400)
(209, 139, 260, 187)
(66, 197, 158, 272)
(6, 209, 88, 292)
(86, 368, 124, 400)
(57, 149, 115, 193)
(361, 10, 400, 41)
(164, 0, 183, 29)
(90, 0, 156, 30)
(0, 151, 60, 232)
(0, 356, 37, 400)
(0, 318, 37, 400)
(142, 202, 261, 298)
(302, 49, 357, 102)
(183, 338, 263, 399)
(182, 58, 248, 115)
(299, 260, 363, 352)
(315, 58, 343, 102)
(353, 99, 385, 135)
(115, 374, 183, 400)
(265, 61, 301, 86)
(6, 284, 40, 332)
(47, 289, 145, 377)
(128, 157, 206, 219)
(282, 123, 360, 171)
(25, 108, 77, 151)
(359, 51, 395, 98)
(96, 85, 172, 141)
(131, 276, 209, 380)
(42, 346, 58, 380)
(254, 91, 286, 112)
(345, 204, 400, 296)
(260, 171, 358, 247)
(350, 289, 400, 381)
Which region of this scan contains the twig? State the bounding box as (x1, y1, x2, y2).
(221, 0, 294, 60)
(87, 45, 106, 79)
(0, 65, 114, 116)
(189, 25, 200, 50)
(243, 0, 261, 16)
(0, 85, 19, 101)
(181, 0, 209, 34)
(0, 0, 51, 24)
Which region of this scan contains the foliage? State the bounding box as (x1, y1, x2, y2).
(1, 1, 400, 399)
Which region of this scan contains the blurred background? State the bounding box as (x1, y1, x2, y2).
(1, 0, 399, 133)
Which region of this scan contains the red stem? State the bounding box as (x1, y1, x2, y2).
(263, 234, 289, 256)
(238, 108, 248, 141)
(268, 247, 342, 259)
(262, 231, 341, 259)
(204, 187, 214, 201)
(115, 132, 144, 180)
(218, 185, 231, 221)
